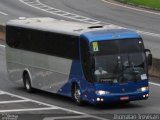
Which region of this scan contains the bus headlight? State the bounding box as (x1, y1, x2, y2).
(96, 90, 110, 95)
(141, 87, 149, 92)
(138, 87, 149, 92)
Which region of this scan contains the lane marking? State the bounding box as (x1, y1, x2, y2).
(149, 82, 160, 87)
(3, 91, 60, 108)
(0, 44, 5, 48)
(137, 30, 160, 38)
(19, 0, 101, 24)
(0, 11, 8, 16)
(19, 0, 160, 38)
(101, 0, 160, 16)
(0, 91, 5, 95)
(0, 90, 107, 120)
(43, 115, 91, 120)
(0, 107, 57, 113)
(0, 99, 29, 104)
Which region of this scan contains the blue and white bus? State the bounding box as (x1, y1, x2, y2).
(6, 17, 152, 105)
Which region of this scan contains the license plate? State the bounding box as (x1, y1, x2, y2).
(120, 96, 129, 101)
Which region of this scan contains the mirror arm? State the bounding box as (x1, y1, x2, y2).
(145, 49, 151, 54)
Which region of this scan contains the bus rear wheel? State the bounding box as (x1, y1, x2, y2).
(23, 73, 33, 93)
(73, 85, 83, 106)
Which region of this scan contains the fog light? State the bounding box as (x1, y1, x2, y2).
(146, 94, 149, 97)
(101, 98, 104, 102)
(97, 98, 100, 101)
(143, 95, 146, 98)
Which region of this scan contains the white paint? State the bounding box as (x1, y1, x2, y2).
(0, 90, 106, 120)
(0, 99, 29, 104)
(102, 0, 160, 16)
(0, 11, 8, 16)
(0, 107, 57, 113)
(149, 82, 160, 87)
(0, 91, 5, 94)
(3, 91, 59, 108)
(137, 30, 160, 38)
(43, 115, 90, 120)
(0, 44, 5, 48)
(19, 0, 100, 24)
(19, 0, 160, 38)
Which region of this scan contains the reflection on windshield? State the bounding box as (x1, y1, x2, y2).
(91, 39, 147, 84)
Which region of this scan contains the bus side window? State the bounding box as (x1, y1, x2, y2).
(81, 39, 92, 82)
(6, 26, 21, 48)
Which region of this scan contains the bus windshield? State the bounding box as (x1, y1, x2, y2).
(91, 39, 147, 84)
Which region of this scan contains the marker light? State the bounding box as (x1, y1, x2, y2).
(96, 90, 110, 95)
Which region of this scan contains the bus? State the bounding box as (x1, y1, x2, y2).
(6, 17, 152, 105)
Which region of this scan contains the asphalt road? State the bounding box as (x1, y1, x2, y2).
(0, 0, 160, 119)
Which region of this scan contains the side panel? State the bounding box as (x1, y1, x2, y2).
(6, 46, 74, 94)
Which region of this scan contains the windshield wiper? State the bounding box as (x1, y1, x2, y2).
(115, 55, 138, 83)
(128, 55, 136, 71)
(113, 56, 125, 83)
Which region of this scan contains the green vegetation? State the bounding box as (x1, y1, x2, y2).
(119, 0, 160, 10)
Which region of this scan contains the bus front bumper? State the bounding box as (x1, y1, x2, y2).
(93, 91, 149, 104)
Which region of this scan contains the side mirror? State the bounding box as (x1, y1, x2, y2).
(145, 49, 152, 66)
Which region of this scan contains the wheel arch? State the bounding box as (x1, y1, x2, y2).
(23, 68, 32, 85)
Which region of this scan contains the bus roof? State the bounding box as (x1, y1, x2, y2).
(7, 17, 141, 42)
(81, 29, 141, 42)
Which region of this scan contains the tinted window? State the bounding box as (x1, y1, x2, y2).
(81, 38, 92, 82)
(45, 32, 79, 59)
(91, 39, 144, 56)
(6, 26, 79, 59)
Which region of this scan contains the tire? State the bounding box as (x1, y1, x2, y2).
(73, 85, 83, 106)
(23, 73, 33, 93)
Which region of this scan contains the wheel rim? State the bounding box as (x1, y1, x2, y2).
(74, 86, 81, 103)
(25, 79, 30, 90)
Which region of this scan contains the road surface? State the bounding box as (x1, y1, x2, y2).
(0, 0, 160, 119)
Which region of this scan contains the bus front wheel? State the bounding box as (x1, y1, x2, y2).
(73, 85, 83, 106)
(23, 72, 33, 93)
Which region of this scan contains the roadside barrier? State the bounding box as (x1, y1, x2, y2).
(149, 58, 160, 78)
(0, 24, 5, 41)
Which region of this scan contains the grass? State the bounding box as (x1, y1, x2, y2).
(119, 0, 160, 10)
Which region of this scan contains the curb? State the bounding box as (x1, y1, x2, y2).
(114, 0, 160, 11)
(149, 58, 160, 78)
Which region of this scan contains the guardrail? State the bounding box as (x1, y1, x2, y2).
(0, 24, 5, 41)
(0, 24, 159, 78)
(149, 59, 160, 78)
